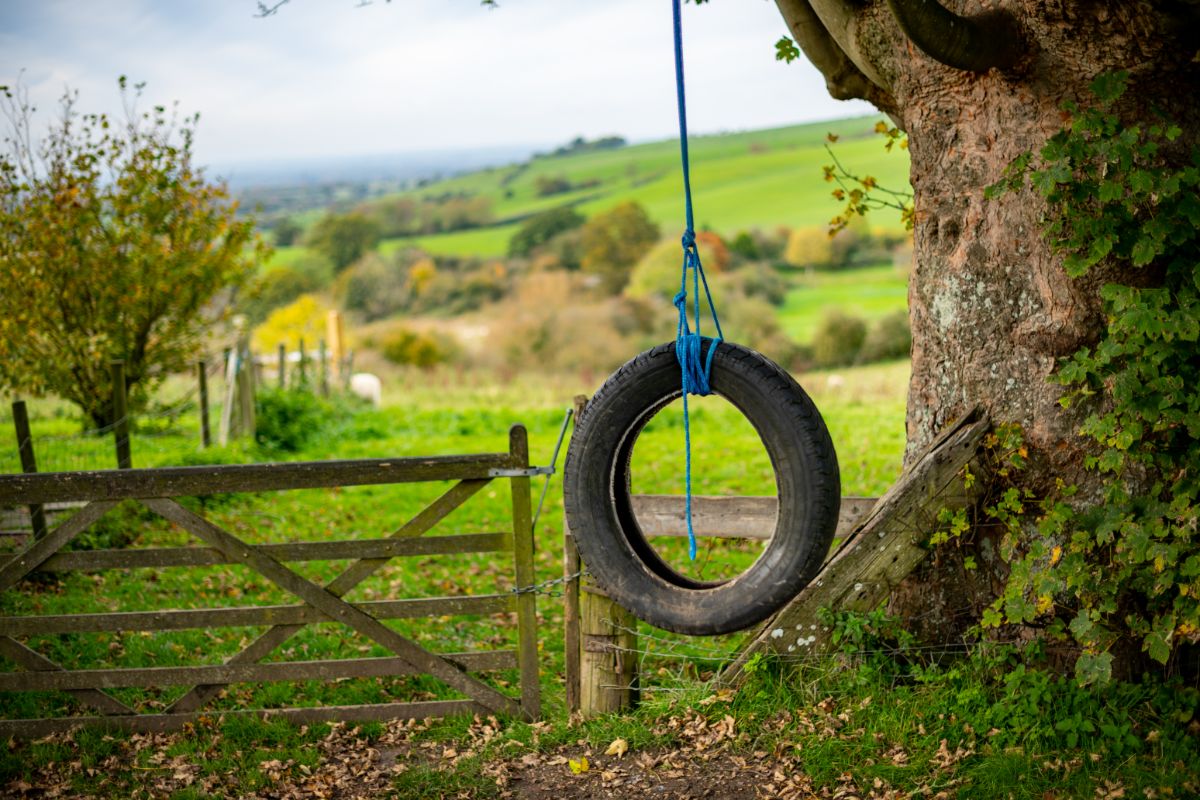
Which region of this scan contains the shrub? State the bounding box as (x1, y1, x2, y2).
(580, 201, 660, 294)
(380, 327, 452, 369)
(625, 238, 727, 302)
(337, 253, 411, 321)
(254, 387, 335, 453)
(784, 226, 833, 271)
(811, 311, 867, 367)
(305, 212, 381, 272)
(508, 206, 586, 257)
(252, 294, 331, 353)
(857, 310, 911, 363)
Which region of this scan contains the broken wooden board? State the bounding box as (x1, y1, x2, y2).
(722, 408, 989, 684)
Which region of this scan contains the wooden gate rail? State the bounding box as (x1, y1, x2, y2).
(0, 426, 540, 738)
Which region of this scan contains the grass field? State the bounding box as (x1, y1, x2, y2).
(3, 363, 1198, 799)
(778, 263, 910, 343)
(269, 115, 911, 262)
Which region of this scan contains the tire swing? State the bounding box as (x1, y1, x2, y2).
(562, 0, 841, 636)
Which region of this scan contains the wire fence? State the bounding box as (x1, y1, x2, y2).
(0, 358, 229, 476)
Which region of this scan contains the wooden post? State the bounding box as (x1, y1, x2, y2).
(326, 310, 344, 386)
(563, 395, 586, 714)
(277, 344, 287, 389)
(111, 360, 131, 469)
(577, 398, 637, 718)
(11, 401, 48, 540)
(218, 347, 238, 446)
(509, 425, 541, 721)
(238, 337, 256, 440)
(579, 580, 638, 717)
(318, 339, 329, 397)
(297, 337, 308, 387)
(342, 350, 354, 392)
(197, 361, 211, 449)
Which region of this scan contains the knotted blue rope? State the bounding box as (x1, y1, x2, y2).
(672, 0, 723, 560)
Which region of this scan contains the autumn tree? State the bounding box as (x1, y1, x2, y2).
(579, 201, 660, 294)
(774, 0, 1200, 675)
(0, 79, 265, 428)
(305, 211, 381, 272)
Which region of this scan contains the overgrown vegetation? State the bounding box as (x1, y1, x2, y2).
(979, 73, 1200, 682)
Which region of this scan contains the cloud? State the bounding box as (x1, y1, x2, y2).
(0, 0, 874, 164)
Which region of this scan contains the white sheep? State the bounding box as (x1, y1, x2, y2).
(349, 372, 382, 408)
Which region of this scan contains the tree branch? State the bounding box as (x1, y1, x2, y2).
(801, 0, 892, 91)
(885, 0, 1023, 72)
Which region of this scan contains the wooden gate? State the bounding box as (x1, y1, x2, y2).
(0, 426, 540, 738)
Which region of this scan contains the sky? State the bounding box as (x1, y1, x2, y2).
(0, 0, 874, 170)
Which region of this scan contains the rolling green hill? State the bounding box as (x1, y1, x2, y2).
(365, 115, 911, 258)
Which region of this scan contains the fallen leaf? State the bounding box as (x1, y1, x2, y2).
(604, 738, 629, 758)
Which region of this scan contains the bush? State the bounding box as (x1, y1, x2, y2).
(337, 253, 410, 321)
(508, 206, 586, 257)
(784, 226, 833, 271)
(380, 327, 452, 368)
(254, 387, 336, 453)
(811, 311, 867, 367)
(857, 310, 911, 363)
(252, 294, 331, 353)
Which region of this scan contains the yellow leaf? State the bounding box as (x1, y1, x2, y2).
(604, 738, 628, 758)
(1050, 546, 1063, 566)
(568, 757, 589, 775)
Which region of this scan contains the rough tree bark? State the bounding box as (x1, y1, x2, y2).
(774, 0, 1200, 644)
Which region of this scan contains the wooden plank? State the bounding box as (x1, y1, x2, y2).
(37, 532, 512, 572)
(722, 409, 989, 683)
(629, 495, 877, 540)
(0, 700, 487, 739)
(143, 498, 523, 719)
(0, 594, 517, 636)
(0, 453, 519, 505)
(0, 637, 134, 716)
(0, 651, 516, 692)
(168, 479, 489, 714)
(0, 501, 118, 593)
(508, 425, 540, 722)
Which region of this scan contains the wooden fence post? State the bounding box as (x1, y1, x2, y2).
(277, 344, 287, 389)
(197, 361, 211, 449)
(298, 338, 308, 387)
(563, 395, 586, 714)
(326, 310, 344, 386)
(579, 579, 638, 717)
(11, 401, 47, 540)
(110, 360, 131, 469)
(238, 336, 256, 440)
(318, 339, 329, 397)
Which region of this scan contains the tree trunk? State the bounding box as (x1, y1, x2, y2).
(777, 0, 1200, 645)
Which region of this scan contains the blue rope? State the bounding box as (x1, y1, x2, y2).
(672, 0, 723, 560)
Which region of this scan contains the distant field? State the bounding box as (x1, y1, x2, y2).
(355, 116, 910, 259)
(778, 263, 909, 343)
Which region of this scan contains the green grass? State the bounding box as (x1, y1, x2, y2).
(778, 263, 910, 343)
(3, 363, 1197, 797)
(288, 116, 912, 263)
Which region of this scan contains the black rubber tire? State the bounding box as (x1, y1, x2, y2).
(563, 340, 840, 636)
